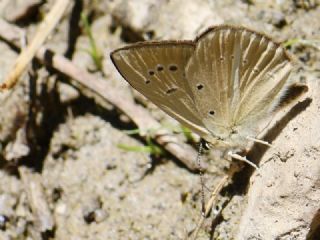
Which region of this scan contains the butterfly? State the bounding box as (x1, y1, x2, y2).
(110, 25, 293, 157)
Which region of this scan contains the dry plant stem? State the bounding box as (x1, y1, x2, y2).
(190, 162, 241, 240)
(0, 0, 71, 89)
(0, 19, 199, 170)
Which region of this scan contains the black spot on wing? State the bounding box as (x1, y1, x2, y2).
(166, 87, 178, 95)
(196, 84, 204, 90)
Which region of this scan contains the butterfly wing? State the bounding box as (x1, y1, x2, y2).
(185, 26, 292, 146)
(111, 42, 210, 137)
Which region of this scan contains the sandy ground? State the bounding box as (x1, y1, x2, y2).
(0, 0, 319, 239)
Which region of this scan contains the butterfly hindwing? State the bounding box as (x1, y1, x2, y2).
(232, 29, 292, 124)
(185, 26, 292, 145)
(111, 42, 210, 137)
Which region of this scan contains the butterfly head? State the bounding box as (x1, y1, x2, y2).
(202, 121, 256, 152)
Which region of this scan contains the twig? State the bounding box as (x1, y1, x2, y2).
(189, 162, 242, 240)
(0, 19, 199, 171)
(0, 0, 71, 89)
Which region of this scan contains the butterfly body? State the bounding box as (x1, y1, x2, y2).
(111, 25, 293, 154)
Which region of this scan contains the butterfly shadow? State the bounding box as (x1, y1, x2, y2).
(208, 92, 312, 236)
(203, 90, 306, 222)
(306, 209, 320, 240)
(238, 97, 311, 191)
(237, 84, 310, 184)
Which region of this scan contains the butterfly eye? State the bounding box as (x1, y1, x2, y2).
(219, 56, 224, 61)
(209, 110, 215, 116)
(243, 59, 248, 64)
(168, 64, 178, 71)
(196, 84, 204, 90)
(148, 70, 155, 76)
(157, 65, 164, 71)
(145, 80, 151, 84)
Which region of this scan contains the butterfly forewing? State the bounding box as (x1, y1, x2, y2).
(111, 42, 210, 137)
(186, 27, 242, 138)
(185, 26, 292, 144)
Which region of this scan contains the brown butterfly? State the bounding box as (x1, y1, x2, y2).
(111, 25, 293, 158)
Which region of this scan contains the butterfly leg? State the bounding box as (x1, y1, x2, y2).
(246, 136, 273, 147)
(227, 151, 259, 170)
(196, 140, 206, 214)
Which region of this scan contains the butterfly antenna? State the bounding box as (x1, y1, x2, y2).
(196, 139, 206, 215)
